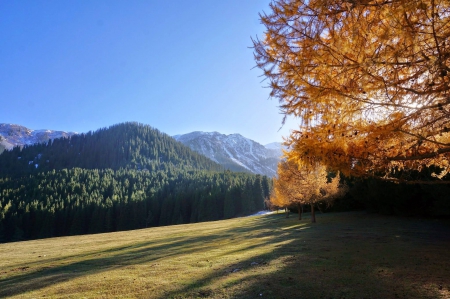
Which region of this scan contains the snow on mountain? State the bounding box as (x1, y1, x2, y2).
(174, 131, 282, 177)
(0, 123, 76, 152)
(264, 142, 284, 150)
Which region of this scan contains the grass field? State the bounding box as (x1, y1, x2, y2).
(1, 211, 449, 299)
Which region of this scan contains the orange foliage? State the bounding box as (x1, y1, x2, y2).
(254, 0, 450, 182)
(270, 154, 347, 221)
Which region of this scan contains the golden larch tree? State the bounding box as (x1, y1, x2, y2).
(254, 0, 450, 182)
(271, 166, 306, 219)
(271, 156, 347, 222)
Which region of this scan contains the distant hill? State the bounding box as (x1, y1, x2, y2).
(174, 132, 282, 177)
(0, 122, 222, 176)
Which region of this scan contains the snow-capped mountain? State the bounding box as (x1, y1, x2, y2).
(0, 124, 76, 153)
(174, 132, 283, 177)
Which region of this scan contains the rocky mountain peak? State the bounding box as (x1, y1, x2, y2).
(0, 123, 77, 152)
(174, 131, 282, 177)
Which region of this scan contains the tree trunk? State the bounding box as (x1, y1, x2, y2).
(285, 207, 290, 218)
(311, 204, 316, 223)
(297, 202, 302, 220)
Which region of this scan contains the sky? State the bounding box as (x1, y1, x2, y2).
(1, 1, 297, 145)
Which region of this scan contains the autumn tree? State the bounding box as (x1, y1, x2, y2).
(271, 156, 347, 222)
(254, 0, 450, 182)
(272, 160, 307, 219)
(271, 176, 296, 218)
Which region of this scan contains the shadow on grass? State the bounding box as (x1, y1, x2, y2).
(155, 212, 450, 299)
(0, 216, 278, 297)
(1, 212, 449, 299)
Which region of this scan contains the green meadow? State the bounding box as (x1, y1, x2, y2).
(1, 211, 449, 299)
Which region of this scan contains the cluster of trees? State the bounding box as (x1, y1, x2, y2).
(347, 177, 450, 217)
(255, 0, 450, 219)
(268, 156, 450, 220)
(254, 0, 450, 183)
(269, 152, 347, 222)
(0, 168, 270, 242)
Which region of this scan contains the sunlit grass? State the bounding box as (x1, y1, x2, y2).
(1, 211, 449, 298)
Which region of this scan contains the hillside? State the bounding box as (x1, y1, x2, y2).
(174, 131, 282, 177)
(0, 123, 271, 242)
(0, 211, 448, 298)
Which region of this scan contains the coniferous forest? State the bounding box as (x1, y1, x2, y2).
(0, 123, 271, 242)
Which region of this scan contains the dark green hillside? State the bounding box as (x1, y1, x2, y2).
(0, 123, 272, 243)
(0, 122, 222, 177)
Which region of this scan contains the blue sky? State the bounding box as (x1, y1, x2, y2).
(1, 1, 296, 145)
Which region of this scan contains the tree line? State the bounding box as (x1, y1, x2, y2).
(0, 167, 271, 242)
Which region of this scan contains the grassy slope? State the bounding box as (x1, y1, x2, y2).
(0, 211, 449, 299)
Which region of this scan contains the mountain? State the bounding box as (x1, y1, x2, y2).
(0, 123, 284, 177)
(173, 131, 282, 177)
(0, 123, 76, 154)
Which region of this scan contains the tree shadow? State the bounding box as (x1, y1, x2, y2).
(1, 212, 449, 299)
(154, 212, 450, 299)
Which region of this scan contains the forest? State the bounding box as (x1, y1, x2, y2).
(0, 123, 271, 242)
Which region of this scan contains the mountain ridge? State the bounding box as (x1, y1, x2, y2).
(0, 123, 283, 176)
(0, 122, 223, 176)
(0, 123, 76, 153)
